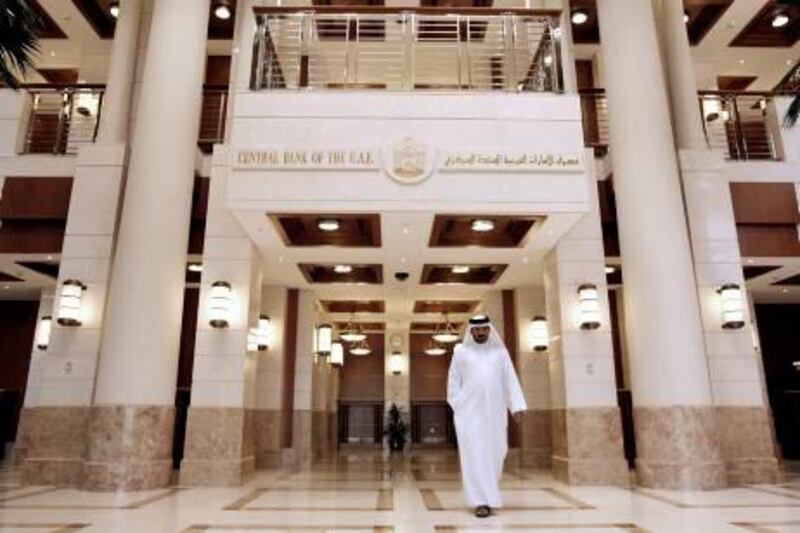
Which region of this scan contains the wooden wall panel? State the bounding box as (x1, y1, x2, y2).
(339, 333, 385, 401)
(730, 183, 799, 224)
(281, 289, 299, 448)
(410, 334, 452, 401)
(0, 178, 72, 219)
(0, 301, 39, 447)
(737, 226, 800, 257)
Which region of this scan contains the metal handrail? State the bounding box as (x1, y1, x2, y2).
(579, 89, 783, 161)
(251, 10, 563, 93)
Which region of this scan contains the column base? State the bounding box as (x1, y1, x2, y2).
(636, 459, 727, 489)
(553, 456, 630, 486)
(633, 406, 727, 490)
(550, 407, 629, 486)
(253, 409, 281, 469)
(179, 407, 256, 487)
(83, 405, 174, 492)
(520, 409, 552, 469)
(716, 407, 781, 485)
(19, 406, 89, 486)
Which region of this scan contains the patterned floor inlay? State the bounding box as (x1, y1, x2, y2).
(730, 521, 800, 532)
(181, 527, 393, 533)
(633, 487, 800, 509)
(0, 524, 90, 533)
(0, 487, 180, 510)
(223, 487, 394, 511)
(434, 525, 648, 532)
(420, 487, 594, 511)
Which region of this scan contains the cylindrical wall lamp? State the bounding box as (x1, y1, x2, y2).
(389, 351, 403, 375)
(316, 323, 333, 355)
(529, 316, 549, 352)
(578, 283, 601, 330)
(330, 341, 344, 368)
(57, 279, 86, 327)
(36, 316, 52, 350)
(253, 315, 271, 351)
(209, 281, 232, 328)
(719, 283, 745, 329)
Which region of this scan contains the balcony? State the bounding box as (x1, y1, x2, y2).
(17, 85, 227, 155)
(250, 7, 564, 93)
(579, 89, 789, 162)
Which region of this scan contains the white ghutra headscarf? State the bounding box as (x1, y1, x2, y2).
(461, 315, 506, 351)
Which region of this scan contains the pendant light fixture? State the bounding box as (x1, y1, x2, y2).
(432, 313, 459, 344)
(350, 337, 372, 356)
(425, 337, 447, 357)
(340, 313, 366, 342)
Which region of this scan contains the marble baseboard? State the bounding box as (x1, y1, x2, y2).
(180, 456, 256, 486)
(253, 409, 281, 469)
(633, 406, 727, 489)
(520, 409, 552, 468)
(20, 406, 89, 486)
(83, 404, 174, 492)
(716, 407, 781, 485)
(549, 407, 628, 486)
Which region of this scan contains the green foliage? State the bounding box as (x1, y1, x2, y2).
(0, 0, 42, 89)
(384, 403, 408, 452)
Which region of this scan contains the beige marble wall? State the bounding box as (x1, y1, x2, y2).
(716, 406, 781, 485)
(283, 409, 313, 467)
(634, 406, 727, 489)
(312, 410, 331, 461)
(180, 407, 257, 486)
(20, 407, 89, 486)
(82, 405, 174, 491)
(550, 407, 629, 486)
(253, 408, 282, 468)
(520, 409, 552, 468)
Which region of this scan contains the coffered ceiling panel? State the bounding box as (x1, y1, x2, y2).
(29, 0, 68, 39)
(429, 214, 540, 248)
(730, 0, 800, 47)
(685, 0, 734, 45)
(413, 300, 480, 314)
(271, 214, 381, 247)
(299, 263, 383, 284)
(320, 300, 386, 313)
(420, 264, 507, 285)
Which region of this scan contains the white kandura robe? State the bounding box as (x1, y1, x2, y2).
(447, 328, 527, 508)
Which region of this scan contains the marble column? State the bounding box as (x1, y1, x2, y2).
(597, 0, 726, 489)
(180, 148, 261, 486)
(514, 286, 552, 468)
(253, 286, 287, 468)
(559, 0, 578, 94)
(657, 0, 779, 484)
(543, 156, 628, 486)
(19, 1, 144, 487)
(84, 0, 210, 491)
(96, 0, 142, 143)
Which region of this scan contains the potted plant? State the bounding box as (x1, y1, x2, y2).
(1, 1, 41, 89)
(384, 403, 408, 452)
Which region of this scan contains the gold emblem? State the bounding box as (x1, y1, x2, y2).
(385, 138, 434, 184)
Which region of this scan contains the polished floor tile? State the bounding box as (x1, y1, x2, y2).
(0, 454, 798, 533)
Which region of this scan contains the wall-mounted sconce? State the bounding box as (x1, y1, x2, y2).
(316, 323, 333, 355)
(330, 341, 344, 368)
(578, 283, 601, 330)
(529, 316, 549, 352)
(209, 281, 232, 328)
(792, 361, 799, 371)
(36, 316, 52, 350)
(57, 279, 86, 326)
(251, 315, 271, 351)
(389, 351, 403, 375)
(718, 283, 745, 329)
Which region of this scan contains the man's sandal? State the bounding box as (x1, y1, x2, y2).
(475, 505, 491, 518)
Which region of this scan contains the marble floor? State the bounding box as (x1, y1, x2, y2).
(1, 452, 800, 533)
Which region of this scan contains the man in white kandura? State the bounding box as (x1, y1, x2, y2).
(447, 315, 527, 518)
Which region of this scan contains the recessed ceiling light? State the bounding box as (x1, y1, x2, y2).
(543, 54, 553, 66)
(214, 1, 232, 20)
(739, 58, 746, 66)
(772, 13, 790, 28)
(317, 218, 340, 232)
(793, 361, 800, 370)
(334, 265, 353, 274)
(3, 285, 9, 290)
(451, 265, 470, 274)
(109, 1, 119, 18)
(782, 288, 789, 293)
(471, 219, 495, 232)
(188, 263, 203, 273)
(605, 266, 616, 274)
(571, 8, 588, 25)
(46, 255, 53, 261)
(684, 11, 690, 24)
